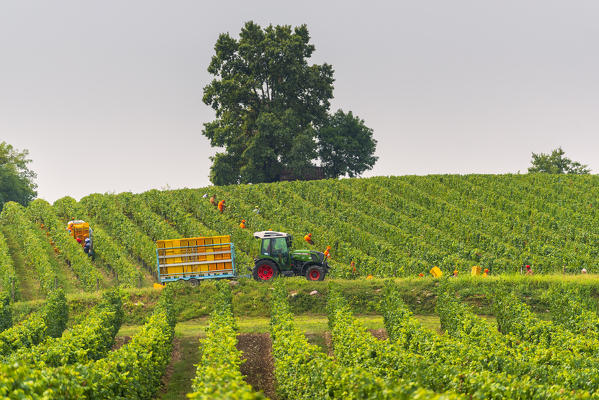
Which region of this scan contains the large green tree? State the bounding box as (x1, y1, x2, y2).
(528, 147, 590, 174)
(0, 142, 37, 209)
(202, 21, 376, 184)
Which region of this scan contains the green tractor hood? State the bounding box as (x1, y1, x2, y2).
(291, 249, 328, 267)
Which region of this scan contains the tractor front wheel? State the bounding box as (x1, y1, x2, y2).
(253, 260, 279, 282)
(305, 265, 325, 281)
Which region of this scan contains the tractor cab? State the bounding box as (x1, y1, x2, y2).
(252, 231, 329, 282)
(255, 231, 293, 268)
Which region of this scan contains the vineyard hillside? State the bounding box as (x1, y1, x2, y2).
(1, 174, 598, 300)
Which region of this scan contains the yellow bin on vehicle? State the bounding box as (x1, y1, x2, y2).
(429, 266, 443, 278)
(156, 235, 233, 282)
(471, 266, 482, 276)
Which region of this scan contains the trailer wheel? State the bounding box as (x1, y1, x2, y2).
(305, 265, 325, 281)
(189, 278, 200, 287)
(253, 260, 278, 282)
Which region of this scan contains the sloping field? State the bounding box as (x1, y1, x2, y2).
(1, 174, 598, 299)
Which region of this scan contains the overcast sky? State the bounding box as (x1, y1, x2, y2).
(1, 0, 598, 202)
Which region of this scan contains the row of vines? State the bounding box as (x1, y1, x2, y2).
(0, 287, 175, 399)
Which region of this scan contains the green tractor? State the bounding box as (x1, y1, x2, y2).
(251, 231, 330, 282)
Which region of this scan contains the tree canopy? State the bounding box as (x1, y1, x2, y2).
(0, 142, 37, 209)
(202, 21, 377, 185)
(528, 147, 590, 174)
(318, 110, 378, 178)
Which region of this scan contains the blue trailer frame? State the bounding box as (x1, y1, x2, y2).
(156, 242, 237, 283)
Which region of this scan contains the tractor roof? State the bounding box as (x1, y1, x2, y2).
(253, 231, 290, 239)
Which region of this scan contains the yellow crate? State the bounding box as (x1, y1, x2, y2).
(430, 266, 443, 278)
(471, 266, 482, 276)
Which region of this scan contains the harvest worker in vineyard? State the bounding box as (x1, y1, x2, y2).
(218, 199, 225, 213)
(304, 233, 314, 245)
(209, 194, 217, 206)
(239, 219, 246, 229)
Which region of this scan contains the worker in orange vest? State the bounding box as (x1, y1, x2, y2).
(304, 233, 313, 245)
(209, 195, 217, 206)
(239, 219, 246, 229)
(323, 246, 331, 258)
(351, 260, 356, 274)
(218, 200, 225, 213)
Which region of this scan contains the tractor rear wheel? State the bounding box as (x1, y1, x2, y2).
(253, 260, 279, 282)
(305, 265, 325, 281)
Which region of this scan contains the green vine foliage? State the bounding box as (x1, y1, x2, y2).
(43, 288, 68, 339)
(0, 289, 67, 358)
(0, 230, 16, 299)
(188, 281, 265, 399)
(547, 286, 599, 338)
(27, 199, 101, 291)
(434, 286, 599, 394)
(81, 194, 157, 275)
(271, 281, 462, 400)
(0, 202, 58, 294)
(493, 290, 599, 355)
(8, 288, 122, 368)
(329, 284, 575, 399)
(0, 292, 11, 333)
(52, 196, 142, 288)
(0, 288, 174, 399)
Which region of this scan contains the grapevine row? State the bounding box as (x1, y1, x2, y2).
(188, 281, 265, 399)
(8, 289, 122, 367)
(0, 287, 174, 399)
(0, 289, 68, 357)
(0, 202, 59, 294)
(0, 230, 16, 297)
(436, 286, 599, 393)
(270, 281, 460, 399)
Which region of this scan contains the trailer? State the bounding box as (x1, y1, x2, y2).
(156, 235, 236, 285)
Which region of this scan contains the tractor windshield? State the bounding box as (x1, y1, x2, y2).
(272, 237, 288, 256)
(260, 239, 271, 256)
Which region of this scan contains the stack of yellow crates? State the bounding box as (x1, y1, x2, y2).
(156, 235, 232, 277)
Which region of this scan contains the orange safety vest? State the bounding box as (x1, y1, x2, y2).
(218, 201, 225, 212)
(304, 234, 312, 243)
(239, 221, 246, 229)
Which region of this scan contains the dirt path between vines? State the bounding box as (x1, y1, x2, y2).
(237, 333, 277, 399)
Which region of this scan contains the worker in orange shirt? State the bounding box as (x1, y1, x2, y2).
(304, 233, 314, 245)
(218, 199, 225, 213)
(239, 219, 246, 229)
(323, 246, 331, 258)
